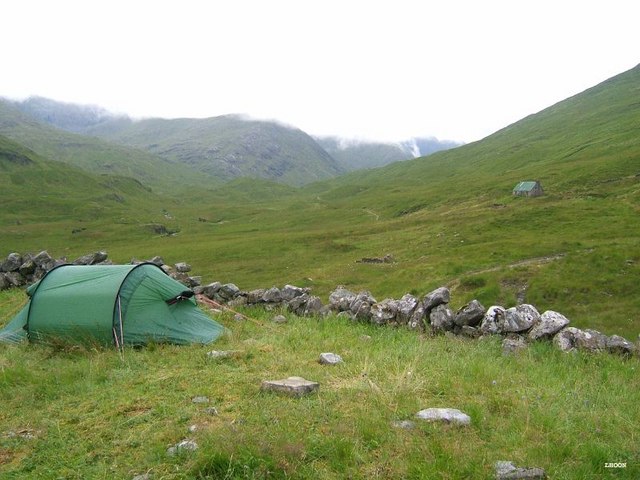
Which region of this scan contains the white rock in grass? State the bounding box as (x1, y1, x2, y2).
(494, 460, 546, 479)
(415, 408, 471, 426)
(206, 350, 241, 360)
(319, 352, 343, 365)
(167, 439, 198, 456)
(261, 376, 319, 396)
(132, 474, 151, 480)
(392, 420, 416, 430)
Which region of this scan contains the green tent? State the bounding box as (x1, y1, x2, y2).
(0, 263, 224, 346)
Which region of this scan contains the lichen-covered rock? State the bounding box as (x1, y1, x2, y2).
(350, 291, 377, 321)
(18, 258, 36, 277)
(201, 282, 222, 299)
(606, 335, 636, 356)
(175, 262, 191, 273)
(553, 327, 607, 353)
(528, 310, 570, 341)
(454, 299, 486, 327)
(500, 304, 541, 333)
(281, 284, 307, 301)
(329, 287, 356, 312)
(287, 294, 309, 316)
(319, 352, 343, 365)
(480, 306, 506, 335)
(32, 251, 55, 270)
(261, 376, 319, 396)
(430, 303, 455, 333)
(287, 294, 323, 316)
(0, 273, 9, 291)
(246, 288, 266, 304)
(167, 439, 198, 456)
(408, 302, 427, 330)
(423, 287, 450, 312)
(494, 460, 546, 479)
(303, 296, 324, 316)
(4, 272, 24, 287)
(262, 286, 282, 303)
(576, 329, 608, 352)
(415, 408, 471, 426)
(218, 283, 240, 300)
(147, 255, 164, 266)
(1, 253, 23, 272)
(73, 251, 108, 265)
(370, 299, 398, 325)
(554, 326, 581, 352)
(396, 294, 419, 325)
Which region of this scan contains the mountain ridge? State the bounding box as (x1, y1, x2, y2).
(8, 96, 461, 183)
(0, 99, 213, 193)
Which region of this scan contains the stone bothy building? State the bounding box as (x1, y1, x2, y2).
(513, 181, 544, 197)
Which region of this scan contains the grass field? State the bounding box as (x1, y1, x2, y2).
(1, 65, 640, 478)
(1, 297, 638, 479)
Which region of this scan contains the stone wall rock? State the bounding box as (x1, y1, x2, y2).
(430, 303, 455, 333)
(3, 250, 637, 359)
(528, 311, 570, 341)
(329, 287, 357, 312)
(454, 299, 486, 327)
(423, 287, 450, 312)
(500, 304, 541, 333)
(480, 306, 506, 335)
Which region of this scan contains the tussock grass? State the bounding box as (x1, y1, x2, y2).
(1, 298, 638, 479)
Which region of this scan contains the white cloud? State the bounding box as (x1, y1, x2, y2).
(1, 0, 638, 142)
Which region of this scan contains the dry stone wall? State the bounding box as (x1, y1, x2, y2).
(2, 250, 637, 357)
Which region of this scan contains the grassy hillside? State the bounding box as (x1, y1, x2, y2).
(1, 65, 639, 338)
(0, 301, 638, 479)
(1, 64, 640, 480)
(82, 114, 344, 186)
(0, 134, 164, 222)
(0, 100, 214, 193)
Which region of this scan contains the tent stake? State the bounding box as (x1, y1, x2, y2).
(196, 294, 264, 326)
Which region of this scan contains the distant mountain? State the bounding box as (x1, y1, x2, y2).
(0, 99, 211, 193)
(10, 97, 344, 186)
(400, 137, 462, 158)
(11, 96, 117, 133)
(315, 136, 461, 171)
(82, 115, 344, 186)
(10, 97, 462, 185)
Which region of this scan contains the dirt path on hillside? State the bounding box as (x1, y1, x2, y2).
(446, 253, 567, 294)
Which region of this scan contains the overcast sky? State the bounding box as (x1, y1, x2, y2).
(2, 0, 638, 143)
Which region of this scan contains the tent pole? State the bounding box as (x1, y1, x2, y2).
(116, 296, 125, 359)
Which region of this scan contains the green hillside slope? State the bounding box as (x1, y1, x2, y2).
(82, 114, 344, 186)
(0, 134, 160, 222)
(0, 100, 215, 193)
(1, 65, 639, 337)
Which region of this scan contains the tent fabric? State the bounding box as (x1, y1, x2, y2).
(0, 263, 224, 346)
(0, 306, 29, 344)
